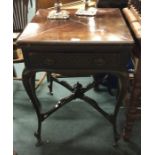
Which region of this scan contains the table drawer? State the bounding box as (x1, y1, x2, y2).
(27, 52, 126, 70)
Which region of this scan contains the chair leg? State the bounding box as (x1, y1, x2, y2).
(13, 150, 18, 155)
(13, 67, 46, 90)
(46, 72, 51, 82)
(13, 66, 17, 77)
(123, 60, 141, 141)
(35, 73, 47, 89)
(48, 74, 53, 95)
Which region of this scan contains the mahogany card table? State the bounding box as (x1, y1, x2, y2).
(17, 8, 134, 146)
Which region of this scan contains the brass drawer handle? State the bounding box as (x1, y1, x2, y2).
(44, 59, 55, 65)
(94, 58, 106, 65)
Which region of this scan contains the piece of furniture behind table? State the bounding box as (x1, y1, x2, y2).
(122, 0, 141, 140)
(36, 0, 75, 10)
(96, 0, 128, 8)
(93, 0, 128, 93)
(17, 8, 134, 146)
(35, 0, 96, 11)
(13, 0, 30, 78)
(13, 0, 46, 88)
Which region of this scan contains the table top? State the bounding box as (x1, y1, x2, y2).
(17, 8, 134, 45)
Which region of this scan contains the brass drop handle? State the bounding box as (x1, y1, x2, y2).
(94, 57, 105, 65)
(45, 58, 55, 65)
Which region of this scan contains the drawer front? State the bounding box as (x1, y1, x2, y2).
(27, 52, 124, 70)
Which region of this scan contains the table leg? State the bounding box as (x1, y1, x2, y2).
(112, 72, 128, 145)
(22, 68, 43, 146)
(78, 72, 128, 146)
(22, 69, 128, 146)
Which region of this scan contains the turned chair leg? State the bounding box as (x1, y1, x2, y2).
(47, 72, 53, 94)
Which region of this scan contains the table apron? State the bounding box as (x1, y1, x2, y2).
(22, 45, 132, 71)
